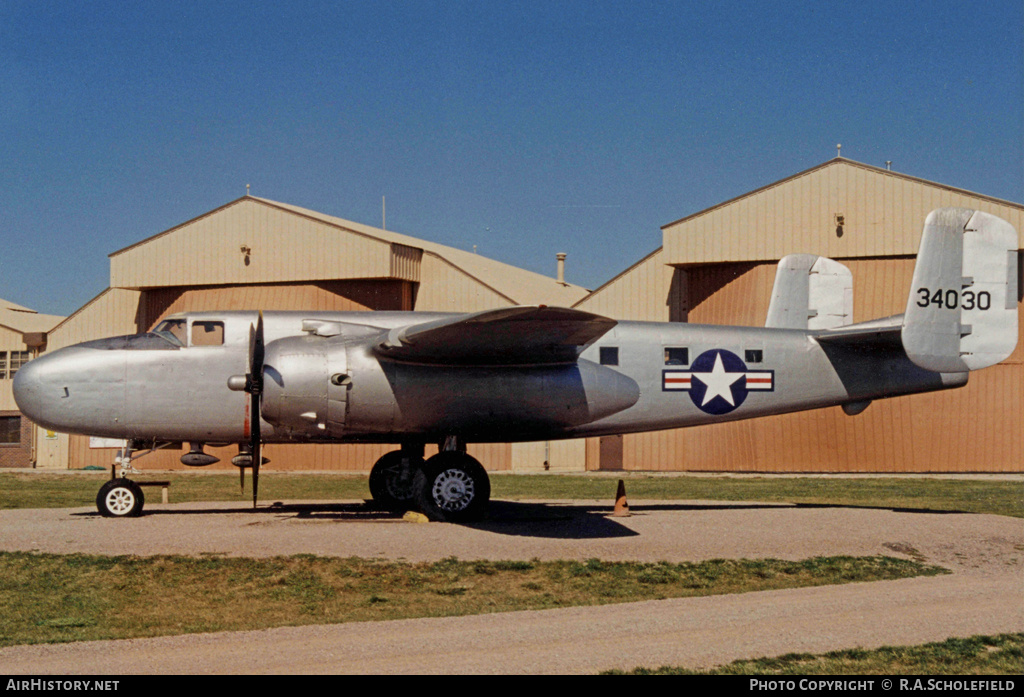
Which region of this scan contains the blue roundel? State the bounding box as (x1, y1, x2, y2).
(687, 349, 751, 415)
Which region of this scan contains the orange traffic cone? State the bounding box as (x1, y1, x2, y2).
(613, 479, 630, 517)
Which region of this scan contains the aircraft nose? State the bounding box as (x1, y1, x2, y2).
(13, 346, 124, 434)
(12, 353, 52, 428)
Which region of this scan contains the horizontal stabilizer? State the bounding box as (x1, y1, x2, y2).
(375, 306, 616, 366)
(814, 315, 903, 348)
(765, 255, 853, 330)
(902, 209, 1019, 372)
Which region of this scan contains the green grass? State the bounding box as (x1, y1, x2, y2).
(0, 471, 1020, 517)
(607, 633, 1024, 675)
(0, 552, 944, 648)
(495, 474, 1024, 518)
(0, 473, 1015, 673)
(0, 471, 373, 510)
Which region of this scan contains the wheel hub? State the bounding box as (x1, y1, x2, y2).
(432, 468, 475, 511)
(384, 466, 416, 500)
(105, 488, 136, 515)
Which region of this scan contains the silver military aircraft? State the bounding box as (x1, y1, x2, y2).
(14, 208, 1019, 521)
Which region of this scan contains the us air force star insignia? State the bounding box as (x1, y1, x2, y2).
(662, 349, 775, 415)
(696, 353, 741, 406)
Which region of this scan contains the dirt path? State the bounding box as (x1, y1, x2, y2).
(1, 499, 1021, 674)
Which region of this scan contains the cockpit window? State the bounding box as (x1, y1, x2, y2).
(153, 319, 186, 347)
(191, 321, 225, 347)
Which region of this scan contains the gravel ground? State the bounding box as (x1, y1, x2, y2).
(1, 498, 1021, 674)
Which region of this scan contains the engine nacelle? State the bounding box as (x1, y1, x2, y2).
(260, 332, 639, 442)
(261, 335, 350, 439)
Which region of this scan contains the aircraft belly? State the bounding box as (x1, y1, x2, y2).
(372, 360, 638, 440)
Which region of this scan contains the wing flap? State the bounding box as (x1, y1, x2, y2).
(375, 306, 617, 365)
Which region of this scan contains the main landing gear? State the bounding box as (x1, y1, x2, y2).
(369, 439, 491, 522)
(94, 438, 492, 523)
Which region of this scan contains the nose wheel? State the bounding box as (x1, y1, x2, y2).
(413, 451, 490, 522)
(96, 478, 145, 517)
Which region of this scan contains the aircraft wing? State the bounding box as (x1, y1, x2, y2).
(375, 306, 617, 365)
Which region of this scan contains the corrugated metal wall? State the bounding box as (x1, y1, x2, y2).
(664, 160, 1024, 266)
(413, 253, 514, 312)
(140, 280, 412, 328)
(620, 359, 1022, 472)
(110, 199, 403, 289)
(576, 160, 1024, 473)
(0, 326, 25, 352)
(390, 244, 423, 282)
(33, 165, 1023, 474)
(33, 196, 595, 473)
(614, 258, 1023, 472)
(47, 289, 144, 351)
(574, 249, 687, 322)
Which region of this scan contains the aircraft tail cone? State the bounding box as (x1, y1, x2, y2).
(612, 479, 630, 517)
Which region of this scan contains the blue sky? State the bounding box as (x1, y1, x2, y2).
(2, 0, 1021, 316)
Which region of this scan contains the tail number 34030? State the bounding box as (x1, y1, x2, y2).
(916, 287, 992, 311)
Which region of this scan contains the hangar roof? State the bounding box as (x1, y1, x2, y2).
(109, 197, 588, 308)
(0, 298, 65, 335)
(663, 158, 1023, 267)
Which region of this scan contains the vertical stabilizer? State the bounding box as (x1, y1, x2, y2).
(766, 254, 853, 330)
(902, 208, 1019, 372)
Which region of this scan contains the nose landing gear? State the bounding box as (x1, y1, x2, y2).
(96, 478, 145, 517)
(94, 439, 175, 517)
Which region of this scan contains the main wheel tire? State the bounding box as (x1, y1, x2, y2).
(413, 452, 490, 522)
(368, 451, 422, 510)
(96, 479, 145, 517)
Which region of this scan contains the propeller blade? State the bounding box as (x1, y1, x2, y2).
(252, 440, 261, 508)
(240, 463, 245, 493)
(249, 312, 264, 509)
(252, 311, 265, 378)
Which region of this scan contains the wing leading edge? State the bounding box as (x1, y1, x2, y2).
(375, 306, 617, 366)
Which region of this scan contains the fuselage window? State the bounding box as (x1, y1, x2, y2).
(600, 346, 619, 366)
(745, 349, 763, 363)
(191, 321, 225, 347)
(153, 319, 187, 347)
(664, 347, 689, 365)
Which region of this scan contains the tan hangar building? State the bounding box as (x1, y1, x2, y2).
(30, 196, 590, 473)
(0, 299, 64, 468)
(21, 158, 1024, 473)
(574, 158, 1023, 472)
